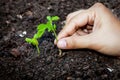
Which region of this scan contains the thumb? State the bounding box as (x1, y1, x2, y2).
(57, 34, 94, 49)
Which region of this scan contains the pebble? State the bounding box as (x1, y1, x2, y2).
(61, 20, 66, 25)
(5, 20, 10, 24)
(4, 36, 9, 41)
(61, 0, 65, 2)
(64, 64, 70, 70)
(47, 6, 52, 10)
(16, 14, 23, 19)
(83, 65, 89, 70)
(76, 78, 81, 80)
(17, 31, 27, 37)
(101, 74, 108, 79)
(67, 76, 75, 80)
(11, 27, 15, 32)
(23, 31, 27, 35)
(70, 59, 74, 62)
(107, 68, 114, 72)
(46, 56, 53, 64)
(11, 48, 20, 57)
(25, 11, 33, 18)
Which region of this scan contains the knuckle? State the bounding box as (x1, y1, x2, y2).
(92, 2, 107, 12)
(93, 2, 105, 10)
(94, 2, 104, 7)
(66, 13, 72, 19)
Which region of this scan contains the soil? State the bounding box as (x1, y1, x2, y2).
(0, 0, 120, 80)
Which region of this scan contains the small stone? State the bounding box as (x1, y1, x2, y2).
(27, 3, 31, 6)
(17, 31, 27, 37)
(19, 34, 24, 37)
(23, 31, 27, 35)
(19, 45, 26, 52)
(64, 64, 70, 70)
(83, 65, 89, 70)
(11, 27, 15, 32)
(61, 0, 65, 2)
(70, 59, 74, 62)
(111, 9, 114, 12)
(67, 76, 75, 80)
(101, 74, 108, 79)
(75, 71, 82, 76)
(47, 6, 52, 10)
(76, 78, 81, 80)
(11, 48, 20, 57)
(25, 11, 33, 16)
(4, 36, 9, 41)
(17, 14, 23, 19)
(66, 4, 70, 7)
(61, 20, 66, 25)
(5, 20, 10, 24)
(46, 56, 53, 64)
(107, 68, 114, 72)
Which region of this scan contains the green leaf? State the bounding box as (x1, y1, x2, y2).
(37, 24, 47, 31)
(25, 38, 32, 43)
(34, 30, 45, 39)
(51, 16, 60, 21)
(47, 16, 52, 21)
(25, 15, 60, 55)
(46, 21, 53, 32)
(37, 30, 45, 38)
(31, 38, 38, 46)
(25, 38, 38, 46)
(53, 24, 56, 30)
(33, 33, 39, 39)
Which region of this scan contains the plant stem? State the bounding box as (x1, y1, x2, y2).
(36, 45, 40, 55)
(52, 27, 62, 56)
(50, 20, 62, 56)
(58, 48, 62, 56)
(53, 29, 58, 41)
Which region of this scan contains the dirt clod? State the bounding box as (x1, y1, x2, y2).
(10, 48, 20, 57)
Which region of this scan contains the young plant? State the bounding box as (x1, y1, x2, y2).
(25, 16, 62, 56)
(25, 38, 40, 54)
(25, 25, 46, 54)
(45, 16, 62, 56)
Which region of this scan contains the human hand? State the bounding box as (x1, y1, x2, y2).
(55, 3, 120, 56)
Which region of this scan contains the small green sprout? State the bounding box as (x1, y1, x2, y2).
(46, 16, 62, 56)
(25, 38, 40, 54)
(25, 16, 62, 56)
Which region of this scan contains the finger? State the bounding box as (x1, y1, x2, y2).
(73, 29, 88, 36)
(66, 9, 85, 24)
(57, 34, 94, 49)
(54, 29, 88, 45)
(57, 11, 95, 40)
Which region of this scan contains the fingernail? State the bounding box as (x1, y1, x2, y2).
(58, 39, 66, 48)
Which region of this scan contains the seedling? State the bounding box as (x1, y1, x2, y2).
(25, 16, 62, 56)
(25, 26, 46, 54)
(45, 16, 62, 56)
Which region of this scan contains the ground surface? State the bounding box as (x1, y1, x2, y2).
(0, 0, 120, 80)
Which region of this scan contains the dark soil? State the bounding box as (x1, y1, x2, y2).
(0, 0, 120, 80)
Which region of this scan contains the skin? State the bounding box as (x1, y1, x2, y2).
(55, 3, 120, 56)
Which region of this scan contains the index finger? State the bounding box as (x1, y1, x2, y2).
(57, 11, 95, 40)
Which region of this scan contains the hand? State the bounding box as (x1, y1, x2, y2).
(55, 3, 120, 56)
